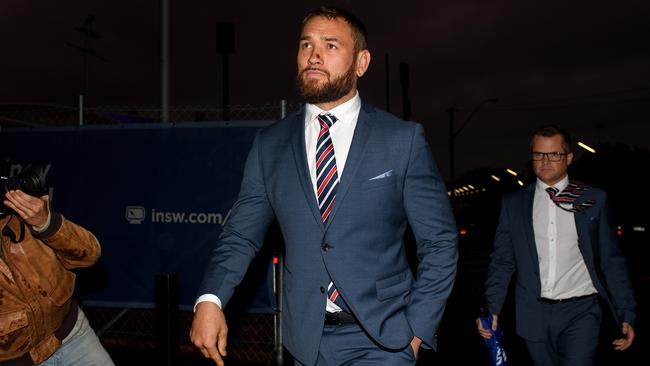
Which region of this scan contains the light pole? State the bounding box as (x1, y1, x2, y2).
(66, 14, 106, 110)
(447, 98, 498, 182)
(162, 0, 169, 123)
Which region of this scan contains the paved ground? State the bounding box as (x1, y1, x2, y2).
(103, 235, 648, 366)
(107, 275, 647, 366)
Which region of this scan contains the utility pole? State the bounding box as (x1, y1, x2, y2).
(161, 0, 169, 123)
(385, 54, 390, 112)
(447, 107, 456, 183)
(447, 98, 498, 183)
(66, 14, 106, 110)
(399, 62, 411, 121)
(217, 22, 235, 121)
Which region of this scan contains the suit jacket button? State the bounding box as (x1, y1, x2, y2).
(320, 286, 326, 293)
(322, 243, 331, 251)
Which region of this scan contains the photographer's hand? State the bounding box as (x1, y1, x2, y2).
(3, 190, 50, 229)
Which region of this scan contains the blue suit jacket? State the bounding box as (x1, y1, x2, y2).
(485, 183, 636, 341)
(198, 102, 458, 365)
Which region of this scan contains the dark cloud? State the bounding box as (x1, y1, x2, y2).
(2, 0, 649, 179)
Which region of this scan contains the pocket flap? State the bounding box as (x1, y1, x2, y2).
(376, 270, 412, 301)
(0, 309, 28, 337)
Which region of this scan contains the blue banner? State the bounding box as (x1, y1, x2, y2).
(0, 121, 276, 312)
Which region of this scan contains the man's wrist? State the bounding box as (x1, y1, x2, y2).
(31, 211, 52, 232)
(195, 294, 222, 312)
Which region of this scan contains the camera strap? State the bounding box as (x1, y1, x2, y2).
(1, 215, 26, 244)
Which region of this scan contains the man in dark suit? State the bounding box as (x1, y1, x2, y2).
(477, 125, 636, 365)
(190, 6, 458, 366)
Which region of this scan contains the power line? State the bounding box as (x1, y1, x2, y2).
(432, 86, 650, 112)
(494, 96, 650, 112)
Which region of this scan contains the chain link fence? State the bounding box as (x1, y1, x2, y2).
(84, 306, 277, 365)
(2, 102, 289, 364)
(0, 102, 301, 128)
(89, 103, 292, 123)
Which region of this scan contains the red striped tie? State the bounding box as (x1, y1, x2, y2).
(545, 184, 595, 213)
(315, 113, 349, 312)
(316, 113, 339, 223)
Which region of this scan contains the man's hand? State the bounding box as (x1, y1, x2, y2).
(410, 336, 422, 359)
(190, 301, 229, 366)
(3, 190, 49, 228)
(612, 322, 635, 351)
(476, 314, 498, 340)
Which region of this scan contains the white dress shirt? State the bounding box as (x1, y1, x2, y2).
(533, 175, 597, 300)
(304, 91, 360, 195)
(195, 92, 362, 311)
(305, 91, 361, 312)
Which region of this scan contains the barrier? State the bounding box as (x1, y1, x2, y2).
(1, 121, 276, 311)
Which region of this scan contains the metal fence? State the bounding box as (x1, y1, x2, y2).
(0, 101, 290, 365)
(87, 103, 293, 124)
(0, 102, 299, 128)
(84, 306, 276, 365)
(2, 102, 290, 364)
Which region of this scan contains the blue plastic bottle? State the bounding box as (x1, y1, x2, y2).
(479, 314, 509, 366)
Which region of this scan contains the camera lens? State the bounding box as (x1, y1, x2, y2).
(3, 167, 48, 197)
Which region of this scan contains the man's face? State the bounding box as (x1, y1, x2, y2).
(531, 134, 573, 186)
(296, 16, 369, 105)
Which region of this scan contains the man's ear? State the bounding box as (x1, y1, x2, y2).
(355, 49, 371, 77)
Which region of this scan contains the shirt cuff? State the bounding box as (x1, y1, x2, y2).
(31, 211, 52, 232)
(195, 294, 222, 312)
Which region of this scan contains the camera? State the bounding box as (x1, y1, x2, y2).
(1, 164, 49, 215)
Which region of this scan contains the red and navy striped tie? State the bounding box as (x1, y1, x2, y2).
(316, 112, 339, 223)
(545, 184, 595, 213)
(316, 112, 349, 312)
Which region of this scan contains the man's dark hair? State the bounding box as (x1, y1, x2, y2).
(302, 6, 368, 53)
(531, 125, 572, 153)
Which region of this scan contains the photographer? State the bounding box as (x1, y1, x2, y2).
(1, 183, 114, 365)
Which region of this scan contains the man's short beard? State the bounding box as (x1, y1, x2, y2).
(296, 63, 356, 105)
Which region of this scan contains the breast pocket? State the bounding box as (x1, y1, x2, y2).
(361, 175, 396, 190)
(47, 271, 75, 306)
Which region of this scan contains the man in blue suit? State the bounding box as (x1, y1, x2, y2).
(478, 125, 636, 365)
(190, 6, 458, 366)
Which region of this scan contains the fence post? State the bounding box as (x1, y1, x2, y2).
(274, 252, 284, 365)
(280, 99, 287, 119)
(155, 273, 179, 366)
(78, 95, 84, 126)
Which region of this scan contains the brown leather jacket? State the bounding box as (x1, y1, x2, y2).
(0, 212, 100, 364)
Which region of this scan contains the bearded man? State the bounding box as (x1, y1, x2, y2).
(190, 6, 458, 366)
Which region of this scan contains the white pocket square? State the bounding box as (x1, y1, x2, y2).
(369, 170, 393, 181)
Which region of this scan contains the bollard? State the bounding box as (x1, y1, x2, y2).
(155, 273, 179, 366)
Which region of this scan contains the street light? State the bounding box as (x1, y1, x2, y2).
(577, 141, 596, 153)
(447, 98, 498, 182)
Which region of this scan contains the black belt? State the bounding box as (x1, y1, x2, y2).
(324, 311, 357, 325)
(538, 293, 597, 304)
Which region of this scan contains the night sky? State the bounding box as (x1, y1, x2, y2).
(2, 0, 650, 180)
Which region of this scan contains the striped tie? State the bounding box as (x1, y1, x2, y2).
(545, 183, 595, 213)
(316, 113, 339, 223)
(315, 112, 349, 312)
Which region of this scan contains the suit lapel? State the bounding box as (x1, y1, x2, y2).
(290, 108, 325, 231)
(573, 190, 596, 265)
(322, 103, 373, 230)
(522, 184, 540, 270)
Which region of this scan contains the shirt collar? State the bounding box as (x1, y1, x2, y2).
(304, 91, 361, 127)
(536, 174, 570, 192)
